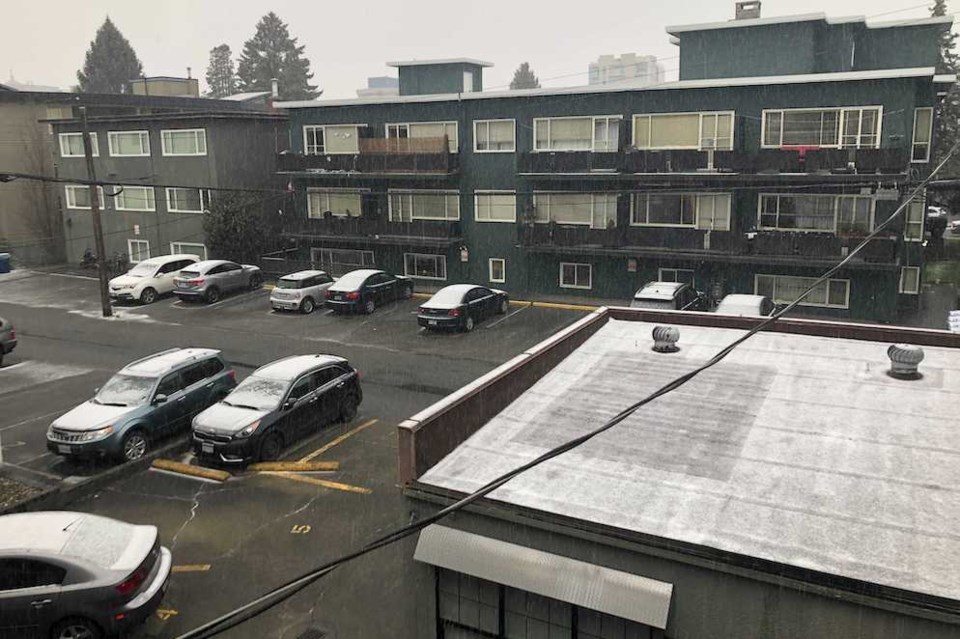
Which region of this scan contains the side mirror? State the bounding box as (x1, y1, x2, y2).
(153, 394, 168, 405)
(283, 399, 296, 410)
(94, 387, 100, 394)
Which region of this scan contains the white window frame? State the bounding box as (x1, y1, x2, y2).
(310, 247, 376, 271)
(306, 188, 367, 218)
(630, 193, 731, 230)
(301, 124, 364, 155)
(107, 130, 151, 157)
(905, 197, 925, 241)
(165, 187, 210, 214)
(386, 121, 459, 153)
(463, 70, 474, 93)
(757, 193, 874, 234)
(473, 119, 516, 153)
(754, 274, 850, 309)
(658, 268, 695, 285)
(160, 129, 207, 156)
(114, 186, 156, 212)
(911, 107, 934, 163)
(127, 239, 151, 263)
(59, 132, 98, 157)
(533, 115, 622, 152)
(760, 106, 883, 149)
(488, 258, 506, 284)
(64, 185, 105, 210)
(474, 191, 517, 223)
(632, 111, 735, 151)
(403, 253, 447, 281)
(899, 266, 921, 294)
(533, 192, 618, 228)
(303, 125, 325, 155)
(388, 190, 460, 222)
(169, 242, 207, 260)
(559, 262, 592, 290)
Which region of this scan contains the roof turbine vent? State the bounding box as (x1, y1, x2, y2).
(887, 344, 924, 380)
(652, 326, 680, 353)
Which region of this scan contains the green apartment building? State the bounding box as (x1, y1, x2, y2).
(276, 10, 953, 323)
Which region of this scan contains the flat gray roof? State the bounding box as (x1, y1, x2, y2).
(420, 319, 960, 602)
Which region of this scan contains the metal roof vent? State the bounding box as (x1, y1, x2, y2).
(652, 326, 680, 353)
(887, 344, 924, 379)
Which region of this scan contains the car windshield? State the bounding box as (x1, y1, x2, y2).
(127, 262, 157, 277)
(95, 373, 156, 406)
(276, 278, 304, 290)
(223, 375, 288, 410)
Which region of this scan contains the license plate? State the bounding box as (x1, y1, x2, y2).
(58, 445, 72, 454)
(201, 442, 214, 454)
(334, 295, 343, 301)
(429, 320, 438, 326)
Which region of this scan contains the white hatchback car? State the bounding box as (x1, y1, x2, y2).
(109, 254, 200, 304)
(715, 293, 776, 317)
(270, 270, 336, 314)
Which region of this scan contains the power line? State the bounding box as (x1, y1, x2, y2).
(0, 171, 288, 195)
(173, 128, 960, 639)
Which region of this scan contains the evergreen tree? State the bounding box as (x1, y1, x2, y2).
(205, 44, 237, 98)
(236, 13, 318, 100)
(76, 17, 143, 94)
(931, 0, 960, 176)
(203, 193, 267, 263)
(510, 62, 541, 90)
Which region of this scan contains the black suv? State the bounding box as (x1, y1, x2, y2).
(191, 354, 363, 465)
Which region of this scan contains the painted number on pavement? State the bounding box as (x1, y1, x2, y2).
(291, 524, 312, 534)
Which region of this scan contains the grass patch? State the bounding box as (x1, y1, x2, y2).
(924, 260, 960, 285)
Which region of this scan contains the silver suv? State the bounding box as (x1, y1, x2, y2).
(173, 260, 263, 304)
(270, 270, 335, 314)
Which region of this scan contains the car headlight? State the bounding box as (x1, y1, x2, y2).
(79, 425, 114, 442)
(236, 420, 261, 439)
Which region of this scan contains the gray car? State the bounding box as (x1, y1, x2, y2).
(172, 259, 263, 304)
(46, 348, 236, 462)
(0, 316, 16, 367)
(0, 510, 172, 639)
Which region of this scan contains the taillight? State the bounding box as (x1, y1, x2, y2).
(448, 308, 461, 317)
(325, 290, 333, 299)
(115, 566, 147, 596)
(192, 278, 205, 286)
(226, 370, 236, 381)
(345, 292, 360, 301)
(356, 370, 363, 380)
(418, 307, 424, 314)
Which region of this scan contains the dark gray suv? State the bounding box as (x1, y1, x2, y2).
(47, 348, 236, 462)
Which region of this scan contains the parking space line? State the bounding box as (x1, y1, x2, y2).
(298, 419, 378, 463)
(172, 564, 211, 573)
(486, 305, 529, 329)
(262, 471, 372, 494)
(0, 408, 65, 433)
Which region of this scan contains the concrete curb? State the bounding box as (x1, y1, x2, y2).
(152, 459, 231, 482)
(411, 291, 600, 313)
(0, 437, 190, 516)
(248, 460, 340, 472)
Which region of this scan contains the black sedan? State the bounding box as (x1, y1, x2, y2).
(191, 354, 363, 465)
(417, 284, 509, 332)
(324, 268, 414, 314)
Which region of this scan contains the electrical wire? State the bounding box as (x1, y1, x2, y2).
(173, 127, 960, 639)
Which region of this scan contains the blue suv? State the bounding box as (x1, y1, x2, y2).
(47, 348, 237, 462)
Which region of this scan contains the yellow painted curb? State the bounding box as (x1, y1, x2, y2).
(151, 459, 231, 482)
(172, 564, 211, 573)
(248, 460, 340, 472)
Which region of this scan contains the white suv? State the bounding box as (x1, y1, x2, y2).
(109, 254, 200, 304)
(270, 270, 336, 314)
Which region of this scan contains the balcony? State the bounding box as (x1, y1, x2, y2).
(282, 214, 463, 249)
(278, 137, 458, 177)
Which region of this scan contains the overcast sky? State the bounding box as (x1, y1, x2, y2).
(1, 0, 948, 99)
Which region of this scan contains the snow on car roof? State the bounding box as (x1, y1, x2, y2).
(634, 281, 685, 300)
(424, 284, 479, 306)
(281, 270, 328, 280)
(330, 269, 383, 289)
(254, 354, 347, 381)
(124, 348, 220, 376)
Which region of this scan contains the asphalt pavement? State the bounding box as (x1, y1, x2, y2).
(0, 269, 584, 638)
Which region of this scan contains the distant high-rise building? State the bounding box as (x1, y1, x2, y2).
(588, 53, 664, 86)
(357, 76, 399, 98)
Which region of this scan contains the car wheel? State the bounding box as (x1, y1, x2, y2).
(498, 298, 509, 315)
(51, 617, 103, 639)
(139, 287, 158, 305)
(339, 393, 359, 423)
(464, 315, 475, 332)
(249, 274, 263, 290)
(301, 297, 315, 314)
(364, 299, 375, 314)
(121, 430, 149, 462)
(205, 287, 221, 304)
(258, 432, 283, 462)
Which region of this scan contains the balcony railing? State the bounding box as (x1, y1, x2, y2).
(278, 136, 458, 175)
(283, 215, 462, 241)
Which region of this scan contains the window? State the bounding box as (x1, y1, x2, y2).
(156, 371, 184, 397)
(288, 375, 317, 401)
(474, 119, 516, 152)
(200, 358, 225, 379)
(181, 362, 211, 387)
(170, 242, 207, 259)
(307, 189, 364, 218)
(387, 121, 459, 153)
(302, 124, 362, 155)
(0, 559, 66, 591)
(161, 129, 206, 156)
(64, 184, 104, 210)
(115, 186, 156, 212)
(311, 247, 375, 276)
(108, 130, 150, 156)
(404, 253, 447, 280)
(475, 192, 516, 222)
(900, 266, 921, 294)
(534, 116, 621, 152)
(905, 198, 925, 241)
(389, 191, 460, 221)
(463, 70, 474, 93)
(166, 188, 209, 213)
(632, 193, 730, 229)
(695, 193, 732, 230)
(127, 239, 150, 262)
(505, 587, 571, 638)
(438, 569, 499, 636)
(659, 268, 695, 285)
(912, 107, 933, 163)
(759, 194, 873, 233)
(534, 193, 617, 228)
(755, 274, 850, 308)
(59, 132, 98, 157)
(304, 125, 325, 154)
(633, 111, 734, 150)
(489, 258, 505, 283)
(560, 262, 592, 289)
(762, 107, 881, 148)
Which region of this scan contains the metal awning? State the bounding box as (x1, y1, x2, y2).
(414, 525, 673, 630)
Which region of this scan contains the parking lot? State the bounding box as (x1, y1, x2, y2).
(0, 269, 585, 637)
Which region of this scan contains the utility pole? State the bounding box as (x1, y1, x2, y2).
(80, 106, 112, 318)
